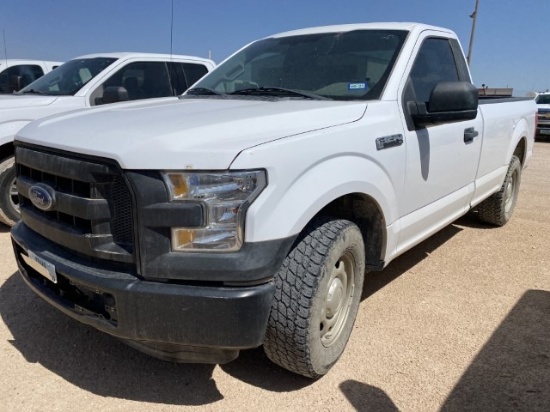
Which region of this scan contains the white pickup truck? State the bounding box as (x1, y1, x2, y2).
(11, 23, 536, 378)
(0, 59, 62, 93)
(0, 52, 215, 225)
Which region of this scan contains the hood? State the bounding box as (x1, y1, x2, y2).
(537, 104, 550, 111)
(18, 97, 367, 169)
(0, 94, 58, 109)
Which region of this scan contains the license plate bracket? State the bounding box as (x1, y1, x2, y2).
(22, 251, 58, 283)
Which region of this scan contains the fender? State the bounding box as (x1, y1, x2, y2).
(505, 117, 532, 167)
(0, 120, 33, 147)
(243, 155, 399, 243)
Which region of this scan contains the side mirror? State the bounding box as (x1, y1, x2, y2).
(409, 81, 479, 128)
(9, 75, 22, 92)
(102, 86, 129, 104)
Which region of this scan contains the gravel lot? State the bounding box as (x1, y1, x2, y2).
(1, 142, 549, 412)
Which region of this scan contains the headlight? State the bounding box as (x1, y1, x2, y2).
(162, 170, 266, 252)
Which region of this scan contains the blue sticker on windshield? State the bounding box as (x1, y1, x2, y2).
(348, 82, 368, 91)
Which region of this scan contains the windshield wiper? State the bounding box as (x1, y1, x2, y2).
(186, 87, 227, 96)
(229, 87, 330, 100)
(19, 89, 47, 95)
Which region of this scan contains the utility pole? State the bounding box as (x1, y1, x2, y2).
(467, 0, 480, 65)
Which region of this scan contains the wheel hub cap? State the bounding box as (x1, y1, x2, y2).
(9, 176, 19, 213)
(326, 277, 344, 318)
(320, 252, 355, 347)
(504, 174, 515, 213)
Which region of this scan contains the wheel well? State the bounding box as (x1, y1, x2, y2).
(0, 142, 14, 163)
(315, 193, 386, 270)
(513, 138, 526, 165)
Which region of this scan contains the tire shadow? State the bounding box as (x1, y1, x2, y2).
(219, 347, 313, 391)
(0, 272, 223, 406)
(441, 290, 550, 411)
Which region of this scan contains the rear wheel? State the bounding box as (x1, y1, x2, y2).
(263, 218, 365, 378)
(476, 155, 521, 226)
(0, 156, 19, 227)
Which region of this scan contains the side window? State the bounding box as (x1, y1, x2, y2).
(168, 62, 187, 95)
(0, 64, 44, 92)
(92, 61, 173, 105)
(17, 65, 45, 88)
(408, 38, 459, 102)
(0, 68, 9, 93)
(182, 63, 208, 87)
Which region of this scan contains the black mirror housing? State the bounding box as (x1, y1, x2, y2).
(410, 81, 479, 128)
(102, 86, 129, 105)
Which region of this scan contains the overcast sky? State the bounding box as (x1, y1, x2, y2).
(0, 0, 547, 95)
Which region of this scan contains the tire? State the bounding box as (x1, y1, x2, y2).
(0, 156, 19, 227)
(263, 218, 365, 378)
(476, 155, 521, 226)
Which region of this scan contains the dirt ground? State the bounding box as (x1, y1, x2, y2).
(0, 142, 549, 412)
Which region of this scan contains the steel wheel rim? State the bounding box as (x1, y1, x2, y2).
(9, 176, 19, 213)
(320, 251, 355, 347)
(504, 171, 516, 213)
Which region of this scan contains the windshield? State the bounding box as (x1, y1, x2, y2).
(190, 30, 408, 101)
(18, 57, 117, 96)
(536, 94, 550, 105)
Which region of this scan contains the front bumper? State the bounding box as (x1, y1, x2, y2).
(11, 222, 275, 364)
(536, 123, 550, 137)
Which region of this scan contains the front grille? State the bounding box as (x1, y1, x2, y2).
(16, 146, 135, 264)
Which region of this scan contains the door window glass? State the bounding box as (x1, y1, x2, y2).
(0, 64, 45, 93)
(182, 63, 208, 87)
(409, 38, 459, 102)
(94, 61, 173, 105)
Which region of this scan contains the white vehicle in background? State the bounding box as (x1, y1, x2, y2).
(0, 59, 62, 93)
(0, 52, 215, 225)
(535, 92, 550, 139)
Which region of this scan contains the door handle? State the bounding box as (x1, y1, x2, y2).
(464, 127, 479, 143)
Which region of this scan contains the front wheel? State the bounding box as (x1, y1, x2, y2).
(263, 218, 365, 378)
(0, 156, 19, 227)
(476, 155, 522, 226)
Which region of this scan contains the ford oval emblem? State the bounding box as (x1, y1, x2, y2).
(29, 184, 56, 212)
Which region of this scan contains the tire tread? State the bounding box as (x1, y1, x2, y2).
(263, 217, 360, 378)
(476, 155, 521, 227)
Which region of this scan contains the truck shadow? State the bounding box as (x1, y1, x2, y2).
(362, 219, 463, 300)
(0, 272, 223, 406)
(441, 289, 550, 411)
(362, 213, 497, 301)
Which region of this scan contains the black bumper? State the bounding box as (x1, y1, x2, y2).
(11, 222, 276, 363)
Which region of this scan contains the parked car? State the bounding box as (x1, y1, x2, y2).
(0, 59, 62, 93)
(535, 92, 550, 139)
(0, 52, 215, 225)
(11, 23, 536, 378)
